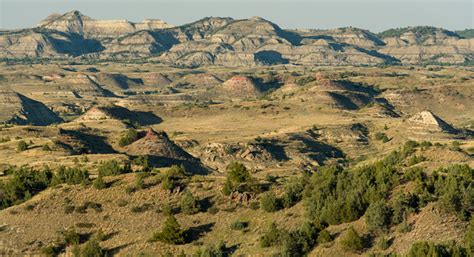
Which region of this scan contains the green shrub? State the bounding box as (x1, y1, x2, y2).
(222, 162, 252, 195)
(450, 141, 462, 151)
(390, 193, 417, 224)
(377, 236, 391, 250)
(160, 203, 173, 216)
(118, 128, 138, 147)
(304, 147, 414, 226)
(130, 203, 152, 213)
(0, 166, 52, 209)
(180, 190, 200, 215)
(51, 167, 89, 185)
(374, 132, 390, 143)
(97, 160, 125, 176)
(81, 239, 106, 257)
(230, 220, 248, 230)
(93, 175, 106, 190)
(42, 144, 51, 151)
(407, 155, 426, 166)
(208, 206, 219, 215)
(260, 222, 285, 247)
(41, 244, 61, 256)
(116, 199, 128, 207)
(249, 201, 260, 210)
(132, 155, 150, 171)
(134, 173, 146, 190)
(295, 76, 316, 86)
(61, 228, 80, 245)
(162, 165, 188, 191)
(317, 230, 333, 244)
(151, 215, 186, 245)
(17, 140, 28, 151)
(341, 227, 364, 252)
(260, 221, 319, 256)
(416, 164, 474, 220)
(64, 205, 75, 214)
(195, 241, 227, 257)
(398, 219, 412, 233)
(260, 191, 281, 212)
(406, 241, 467, 257)
(282, 177, 305, 208)
(365, 201, 392, 233)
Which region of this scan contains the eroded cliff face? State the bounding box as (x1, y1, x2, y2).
(1, 11, 472, 66)
(378, 29, 474, 64)
(38, 10, 173, 38)
(0, 90, 63, 125)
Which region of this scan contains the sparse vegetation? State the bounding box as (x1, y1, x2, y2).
(162, 165, 188, 191)
(51, 166, 89, 185)
(222, 162, 253, 195)
(17, 140, 28, 151)
(230, 220, 249, 231)
(118, 128, 139, 147)
(151, 214, 186, 244)
(365, 201, 392, 233)
(93, 175, 106, 189)
(97, 160, 130, 176)
(374, 131, 390, 143)
(341, 227, 364, 252)
(0, 166, 52, 209)
(260, 191, 282, 212)
(180, 190, 200, 215)
(0, 44, 472, 257)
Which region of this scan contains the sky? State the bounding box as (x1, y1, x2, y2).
(0, 0, 473, 32)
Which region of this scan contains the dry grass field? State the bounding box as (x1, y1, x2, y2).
(0, 62, 473, 256)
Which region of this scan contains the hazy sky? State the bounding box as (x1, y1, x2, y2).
(1, 0, 472, 32)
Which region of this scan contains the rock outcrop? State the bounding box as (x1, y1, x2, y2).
(1, 12, 472, 66)
(39, 10, 173, 38)
(408, 110, 457, 133)
(125, 128, 204, 172)
(220, 76, 262, 99)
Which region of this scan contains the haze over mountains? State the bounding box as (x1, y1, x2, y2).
(1, 10, 473, 66)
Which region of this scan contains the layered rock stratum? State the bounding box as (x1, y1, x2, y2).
(0, 11, 472, 66)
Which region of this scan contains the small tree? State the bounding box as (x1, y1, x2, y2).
(152, 215, 186, 245)
(17, 140, 28, 151)
(341, 227, 364, 252)
(162, 165, 187, 191)
(317, 230, 333, 244)
(365, 201, 392, 233)
(93, 175, 106, 190)
(81, 239, 105, 257)
(260, 222, 285, 247)
(118, 128, 138, 147)
(42, 144, 51, 151)
(180, 190, 200, 215)
(260, 191, 281, 212)
(97, 160, 124, 176)
(223, 162, 252, 195)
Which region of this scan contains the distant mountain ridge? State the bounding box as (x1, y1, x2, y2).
(0, 10, 472, 66)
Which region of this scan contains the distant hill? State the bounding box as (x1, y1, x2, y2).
(456, 29, 474, 39)
(0, 11, 473, 66)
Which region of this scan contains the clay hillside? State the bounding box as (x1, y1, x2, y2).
(0, 9, 473, 257)
(1, 10, 473, 66)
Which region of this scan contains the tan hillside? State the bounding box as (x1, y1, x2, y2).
(408, 110, 457, 133)
(0, 90, 63, 125)
(220, 76, 262, 99)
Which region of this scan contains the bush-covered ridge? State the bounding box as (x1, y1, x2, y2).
(0, 140, 472, 256)
(378, 26, 459, 39)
